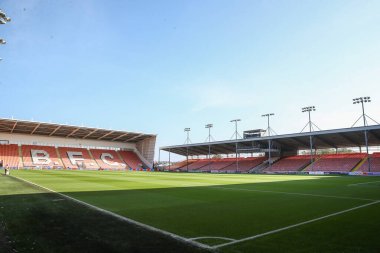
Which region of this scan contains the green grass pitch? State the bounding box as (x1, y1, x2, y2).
(1, 169, 380, 252)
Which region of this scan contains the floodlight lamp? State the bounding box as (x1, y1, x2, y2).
(0, 39, 6, 44)
(0, 10, 10, 22)
(184, 128, 190, 132)
(0, 17, 10, 23)
(205, 124, 213, 128)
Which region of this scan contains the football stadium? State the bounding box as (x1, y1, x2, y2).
(1, 1, 380, 253)
(1, 113, 380, 253)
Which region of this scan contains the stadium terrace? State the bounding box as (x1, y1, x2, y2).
(0, 118, 156, 170)
(160, 124, 380, 175)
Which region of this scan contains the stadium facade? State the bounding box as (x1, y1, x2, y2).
(0, 118, 156, 170)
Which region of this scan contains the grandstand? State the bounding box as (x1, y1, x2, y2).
(0, 118, 156, 170)
(161, 124, 380, 175)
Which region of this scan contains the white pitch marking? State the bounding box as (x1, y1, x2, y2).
(52, 198, 65, 202)
(213, 200, 380, 249)
(11, 175, 213, 251)
(211, 186, 376, 201)
(348, 180, 380, 186)
(189, 236, 236, 242)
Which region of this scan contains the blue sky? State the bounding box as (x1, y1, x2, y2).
(1, 0, 380, 161)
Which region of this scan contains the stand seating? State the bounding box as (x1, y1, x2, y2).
(90, 149, 126, 170)
(21, 145, 63, 168)
(118, 151, 145, 170)
(306, 153, 365, 172)
(58, 147, 99, 170)
(266, 155, 311, 172)
(0, 144, 20, 169)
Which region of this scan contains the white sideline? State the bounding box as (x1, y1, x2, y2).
(211, 186, 377, 201)
(213, 200, 380, 249)
(348, 180, 380, 186)
(189, 236, 236, 242)
(11, 175, 213, 251)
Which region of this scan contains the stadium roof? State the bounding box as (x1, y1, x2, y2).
(0, 118, 155, 143)
(160, 125, 380, 156)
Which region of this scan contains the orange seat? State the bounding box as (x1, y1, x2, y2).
(21, 145, 63, 168)
(90, 149, 126, 170)
(58, 147, 99, 170)
(0, 144, 19, 169)
(118, 151, 144, 169)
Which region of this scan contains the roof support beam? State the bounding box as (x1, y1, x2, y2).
(66, 127, 80, 138)
(124, 133, 145, 142)
(97, 131, 115, 140)
(82, 129, 98, 139)
(30, 123, 41, 135)
(10, 121, 17, 133)
(49, 126, 61, 136)
(112, 132, 129, 141)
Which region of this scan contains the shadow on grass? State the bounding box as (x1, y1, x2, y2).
(0, 176, 213, 253)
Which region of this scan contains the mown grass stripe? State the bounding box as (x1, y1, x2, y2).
(211, 186, 377, 201)
(348, 180, 380, 186)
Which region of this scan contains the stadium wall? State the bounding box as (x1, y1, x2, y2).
(136, 136, 156, 165)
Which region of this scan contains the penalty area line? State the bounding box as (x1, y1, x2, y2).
(213, 200, 380, 249)
(10, 175, 213, 251)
